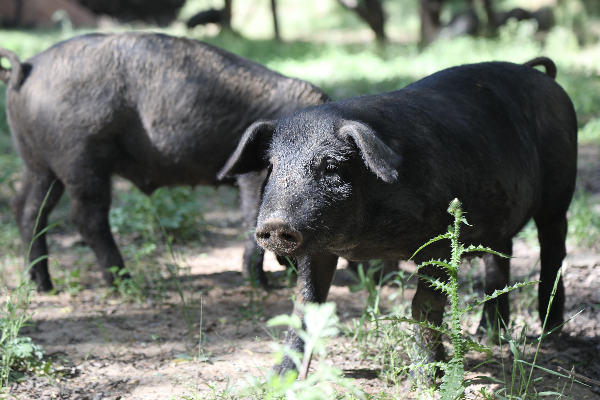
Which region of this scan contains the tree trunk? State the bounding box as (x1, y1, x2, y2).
(222, 0, 232, 30)
(336, 0, 386, 44)
(271, 0, 280, 42)
(419, 0, 445, 45)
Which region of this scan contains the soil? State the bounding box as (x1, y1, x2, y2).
(3, 146, 600, 399)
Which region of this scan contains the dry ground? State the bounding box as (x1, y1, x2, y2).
(2, 146, 600, 399)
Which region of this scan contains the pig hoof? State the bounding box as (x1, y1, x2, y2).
(408, 364, 443, 386)
(36, 278, 54, 293)
(243, 269, 271, 291)
(104, 269, 131, 287)
(272, 355, 298, 377)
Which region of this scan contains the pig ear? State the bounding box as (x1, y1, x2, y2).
(338, 120, 402, 184)
(218, 120, 275, 180)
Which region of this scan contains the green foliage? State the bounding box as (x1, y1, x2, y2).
(567, 190, 600, 248)
(237, 274, 272, 324)
(491, 302, 585, 398)
(387, 199, 532, 399)
(108, 265, 145, 303)
(517, 190, 600, 250)
(239, 302, 363, 400)
(347, 262, 387, 333)
(51, 267, 84, 296)
(0, 284, 51, 389)
(110, 186, 205, 241)
(343, 261, 408, 368)
(579, 118, 600, 144)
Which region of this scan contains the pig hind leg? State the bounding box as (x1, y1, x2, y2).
(11, 167, 65, 292)
(64, 162, 126, 286)
(477, 239, 512, 337)
(534, 212, 567, 332)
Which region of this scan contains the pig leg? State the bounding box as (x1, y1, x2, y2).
(410, 263, 448, 370)
(65, 166, 126, 286)
(534, 214, 567, 332)
(477, 240, 512, 337)
(11, 167, 64, 292)
(237, 171, 268, 287)
(273, 251, 338, 376)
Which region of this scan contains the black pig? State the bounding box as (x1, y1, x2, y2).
(219, 57, 577, 374)
(0, 32, 329, 292)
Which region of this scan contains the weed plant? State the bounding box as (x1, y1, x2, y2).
(384, 199, 538, 398)
(0, 184, 60, 391)
(566, 190, 600, 248)
(237, 273, 272, 325)
(488, 264, 587, 399)
(347, 262, 383, 331)
(0, 283, 50, 390)
(239, 302, 364, 400)
(110, 185, 206, 242)
(153, 209, 200, 344)
(342, 261, 398, 362)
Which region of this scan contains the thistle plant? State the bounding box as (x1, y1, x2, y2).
(386, 199, 538, 399)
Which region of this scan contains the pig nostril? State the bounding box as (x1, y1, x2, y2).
(281, 232, 297, 243)
(256, 231, 271, 240)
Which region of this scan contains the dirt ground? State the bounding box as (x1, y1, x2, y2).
(3, 146, 600, 399)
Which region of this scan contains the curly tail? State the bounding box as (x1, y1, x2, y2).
(0, 48, 23, 89)
(523, 57, 557, 79)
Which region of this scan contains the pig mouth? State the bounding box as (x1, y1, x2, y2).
(255, 219, 303, 255)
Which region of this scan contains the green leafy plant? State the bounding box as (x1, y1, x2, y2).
(0, 284, 52, 389)
(384, 199, 537, 399)
(51, 267, 84, 296)
(1, 181, 57, 391)
(238, 302, 364, 400)
(343, 261, 394, 361)
(108, 265, 145, 304)
(110, 186, 205, 241)
(153, 209, 200, 344)
(566, 190, 600, 248)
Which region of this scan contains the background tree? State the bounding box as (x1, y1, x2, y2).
(336, 0, 386, 44)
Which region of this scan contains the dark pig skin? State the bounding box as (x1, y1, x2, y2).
(0, 32, 329, 292)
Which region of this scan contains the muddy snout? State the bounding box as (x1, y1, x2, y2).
(255, 219, 302, 255)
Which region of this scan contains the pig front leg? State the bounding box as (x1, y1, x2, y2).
(273, 251, 338, 376)
(237, 171, 269, 287)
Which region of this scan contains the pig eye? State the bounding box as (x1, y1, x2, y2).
(324, 162, 338, 175)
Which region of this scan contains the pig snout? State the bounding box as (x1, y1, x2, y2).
(255, 219, 302, 254)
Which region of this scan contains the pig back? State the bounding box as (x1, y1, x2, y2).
(337, 61, 576, 254)
(8, 33, 327, 189)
